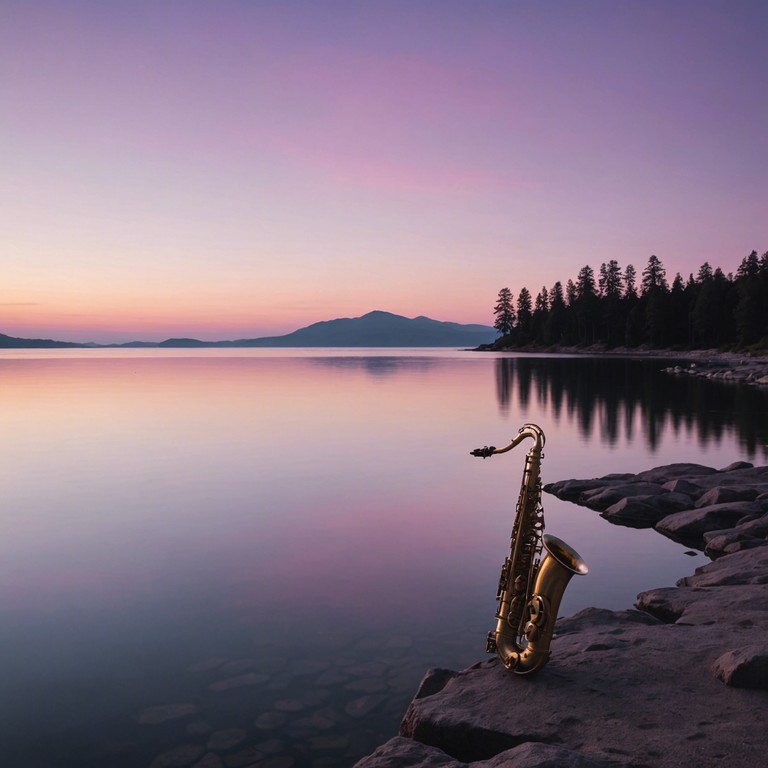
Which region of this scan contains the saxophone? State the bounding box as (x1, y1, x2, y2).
(471, 424, 588, 675)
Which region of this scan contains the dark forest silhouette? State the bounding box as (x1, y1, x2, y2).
(492, 251, 768, 351)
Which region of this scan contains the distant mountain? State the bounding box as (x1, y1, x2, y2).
(230, 311, 497, 347)
(0, 332, 85, 348)
(0, 311, 497, 348)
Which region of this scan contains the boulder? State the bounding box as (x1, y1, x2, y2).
(601, 497, 668, 527)
(703, 530, 764, 559)
(353, 738, 632, 768)
(542, 478, 608, 501)
(711, 646, 768, 688)
(655, 501, 764, 546)
(358, 462, 768, 768)
(661, 478, 706, 498)
(634, 463, 718, 483)
(720, 461, 754, 472)
(694, 486, 759, 508)
(677, 546, 768, 587)
(735, 512, 768, 537)
(390, 605, 767, 768)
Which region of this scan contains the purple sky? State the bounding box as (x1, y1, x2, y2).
(1, 1, 765, 342)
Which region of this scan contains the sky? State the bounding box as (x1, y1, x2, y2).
(1, 0, 766, 343)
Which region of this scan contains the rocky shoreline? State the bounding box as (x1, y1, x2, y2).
(354, 462, 768, 768)
(476, 344, 768, 387)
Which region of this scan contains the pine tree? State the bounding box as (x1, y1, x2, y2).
(493, 287, 515, 337)
(516, 287, 533, 341)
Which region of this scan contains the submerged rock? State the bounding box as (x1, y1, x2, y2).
(208, 671, 269, 692)
(135, 703, 199, 725)
(206, 729, 247, 752)
(149, 744, 206, 768)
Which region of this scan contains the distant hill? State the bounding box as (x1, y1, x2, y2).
(0, 312, 497, 348)
(0, 332, 85, 348)
(230, 311, 497, 347)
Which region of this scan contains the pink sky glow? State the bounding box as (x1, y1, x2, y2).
(1, 1, 765, 343)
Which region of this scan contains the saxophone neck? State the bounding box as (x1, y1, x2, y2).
(471, 423, 545, 460)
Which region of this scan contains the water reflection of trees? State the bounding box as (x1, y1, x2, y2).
(495, 356, 768, 458)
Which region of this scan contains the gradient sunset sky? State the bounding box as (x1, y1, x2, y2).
(2, 1, 765, 343)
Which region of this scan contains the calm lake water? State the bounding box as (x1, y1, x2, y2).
(2, 349, 767, 767)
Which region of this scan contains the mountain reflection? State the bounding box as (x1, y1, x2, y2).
(495, 356, 768, 458)
(310, 355, 437, 377)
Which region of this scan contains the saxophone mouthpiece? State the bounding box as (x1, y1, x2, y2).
(471, 446, 496, 458)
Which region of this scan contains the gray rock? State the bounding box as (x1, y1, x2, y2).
(358, 462, 768, 768)
(353, 738, 631, 767)
(661, 478, 706, 498)
(345, 678, 390, 693)
(354, 737, 463, 767)
(186, 721, 213, 736)
(543, 478, 608, 500)
(149, 744, 206, 768)
(654, 491, 696, 513)
(578, 487, 626, 511)
(703, 530, 763, 558)
(310, 735, 350, 751)
(208, 672, 269, 692)
(601, 497, 668, 527)
(273, 698, 306, 712)
(135, 703, 199, 725)
(395, 603, 767, 766)
(655, 501, 764, 546)
(206, 729, 247, 752)
(677, 546, 768, 586)
(215, 659, 257, 676)
(634, 463, 718, 482)
(694, 486, 759, 508)
(289, 713, 335, 731)
(315, 668, 352, 686)
(345, 694, 388, 718)
(191, 755, 224, 768)
(721, 461, 754, 472)
(735, 512, 768, 537)
(485, 742, 633, 767)
(636, 583, 768, 626)
(223, 747, 266, 767)
(253, 711, 288, 730)
(255, 758, 295, 768)
(711, 645, 768, 688)
(187, 657, 227, 673)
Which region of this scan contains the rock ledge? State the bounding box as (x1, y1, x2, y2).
(354, 462, 768, 768)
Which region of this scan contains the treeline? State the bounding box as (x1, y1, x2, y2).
(492, 251, 768, 351)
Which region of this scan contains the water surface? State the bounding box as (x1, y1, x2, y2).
(1, 349, 766, 766)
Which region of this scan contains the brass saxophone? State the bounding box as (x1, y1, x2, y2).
(472, 424, 588, 675)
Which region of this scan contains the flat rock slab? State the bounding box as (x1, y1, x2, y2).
(387, 600, 768, 768)
(355, 461, 768, 768)
(355, 736, 632, 767)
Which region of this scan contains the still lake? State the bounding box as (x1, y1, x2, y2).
(2, 349, 767, 767)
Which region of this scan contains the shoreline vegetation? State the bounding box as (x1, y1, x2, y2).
(489, 252, 768, 356)
(356, 461, 768, 768)
(474, 342, 768, 387)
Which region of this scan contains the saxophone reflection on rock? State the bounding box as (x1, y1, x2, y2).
(472, 424, 588, 675)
